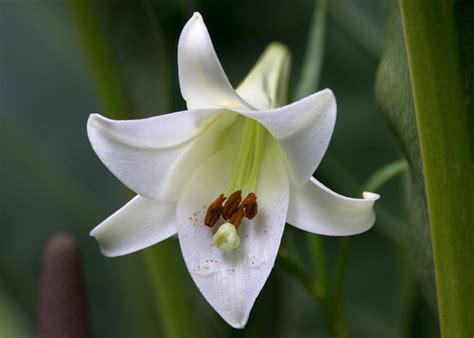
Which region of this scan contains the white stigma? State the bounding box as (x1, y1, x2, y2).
(212, 223, 240, 252)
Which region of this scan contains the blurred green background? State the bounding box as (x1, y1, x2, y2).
(0, 0, 439, 337)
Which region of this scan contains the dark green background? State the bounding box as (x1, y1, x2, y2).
(0, 0, 438, 337)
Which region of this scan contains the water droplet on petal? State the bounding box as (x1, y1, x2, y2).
(191, 259, 220, 276)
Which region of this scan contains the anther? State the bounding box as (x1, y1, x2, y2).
(204, 194, 226, 227)
(228, 206, 245, 228)
(221, 190, 242, 220)
(241, 193, 258, 219)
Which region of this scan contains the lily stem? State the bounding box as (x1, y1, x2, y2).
(326, 237, 349, 338)
(306, 234, 328, 297)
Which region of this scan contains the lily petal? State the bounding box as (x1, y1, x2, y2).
(87, 110, 237, 201)
(176, 141, 289, 328)
(287, 177, 380, 236)
(90, 195, 177, 257)
(178, 13, 248, 110)
(236, 43, 291, 110)
(237, 89, 336, 186)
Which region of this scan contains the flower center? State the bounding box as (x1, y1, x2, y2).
(205, 190, 258, 251)
(202, 117, 267, 251)
(226, 118, 267, 194)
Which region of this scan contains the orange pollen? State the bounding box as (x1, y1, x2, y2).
(204, 194, 226, 227)
(204, 191, 259, 228)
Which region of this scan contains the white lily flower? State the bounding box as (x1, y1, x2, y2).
(87, 12, 379, 328)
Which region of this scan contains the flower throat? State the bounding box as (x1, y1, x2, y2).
(203, 118, 267, 251)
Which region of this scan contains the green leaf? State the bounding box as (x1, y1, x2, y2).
(375, 0, 437, 311)
(295, 0, 327, 99)
(398, 0, 474, 336)
(377, 0, 474, 335)
(0, 280, 34, 338)
(68, 0, 171, 117)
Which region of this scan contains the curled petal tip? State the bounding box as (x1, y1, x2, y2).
(362, 191, 381, 200)
(320, 87, 335, 98)
(87, 113, 107, 128)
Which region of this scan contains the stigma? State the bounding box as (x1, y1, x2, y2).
(212, 223, 240, 252)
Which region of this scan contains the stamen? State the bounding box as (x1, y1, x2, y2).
(228, 206, 245, 228)
(204, 194, 226, 227)
(241, 193, 258, 219)
(221, 190, 242, 220)
(204, 191, 259, 251)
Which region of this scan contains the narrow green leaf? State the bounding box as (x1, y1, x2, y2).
(295, 0, 327, 99)
(399, 0, 474, 336)
(91, 0, 172, 115)
(327, 0, 384, 59)
(67, 0, 133, 119)
(362, 160, 408, 193)
(375, 0, 437, 311)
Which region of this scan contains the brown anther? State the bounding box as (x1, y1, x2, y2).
(229, 206, 245, 228)
(204, 194, 226, 227)
(221, 190, 242, 220)
(241, 193, 258, 219)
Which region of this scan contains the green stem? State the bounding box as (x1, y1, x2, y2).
(321, 160, 407, 338)
(296, 0, 327, 99)
(327, 0, 384, 59)
(276, 249, 322, 300)
(327, 237, 349, 338)
(68, 1, 202, 336)
(306, 234, 328, 297)
(143, 242, 201, 338)
(362, 159, 408, 192)
(67, 0, 132, 119)
(399, 0, 474, 336)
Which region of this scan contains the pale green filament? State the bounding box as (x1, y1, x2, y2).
(226, 117, 267, 195)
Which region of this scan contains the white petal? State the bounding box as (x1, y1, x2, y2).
(178, 13, 248, 110)
(90, 195, 177, 257)
(236, 43, 291, 110)
(176, 142, 289, 328)
(287, 177, 380, 236)
(87, 110, 238, 201)
(237, 89, 336, 186)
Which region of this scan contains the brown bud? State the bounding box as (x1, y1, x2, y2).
(229, 206, 245, 228)
(221, 190, 242, 220)
(241, 193, 258, 219)
(204, 194, 226, 227)
(38, 233, 90, 338)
